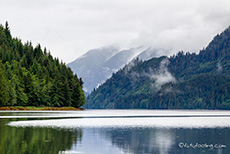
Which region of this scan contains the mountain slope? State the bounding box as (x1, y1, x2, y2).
(86, 26, 230, 109)
(68, 47, 119, 93)
(68, 46, 167, 94)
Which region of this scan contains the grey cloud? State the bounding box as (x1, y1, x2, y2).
(217, 62, 223, 73)
(0, 0, 230, 63)
(149, 59, 176, 90)
(126, 58, 176, 91)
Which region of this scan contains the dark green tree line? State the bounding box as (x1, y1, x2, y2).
(0, 22, 85, 107)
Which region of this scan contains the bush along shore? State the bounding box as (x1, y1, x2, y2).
(0, 106, 85, 111)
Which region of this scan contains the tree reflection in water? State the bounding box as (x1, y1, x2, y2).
(0, 119, 82, 154)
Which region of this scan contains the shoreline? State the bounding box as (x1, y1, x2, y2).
(0, 106, 85, 111)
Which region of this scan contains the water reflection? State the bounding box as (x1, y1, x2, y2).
(64, 128, 126, 154)
(154, 130, 175, 154)
(0, 119, 82, 154)
(2, 110, 230, 154)
(98, 128, 176, 154)
(98, 127, 229, 154)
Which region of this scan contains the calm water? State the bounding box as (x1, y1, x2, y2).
(1, 110, 230, 154)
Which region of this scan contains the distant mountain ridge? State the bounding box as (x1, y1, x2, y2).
(86, 26, 230, 109)
(68, 47, 119, 93)
(68, 46, 167, 93)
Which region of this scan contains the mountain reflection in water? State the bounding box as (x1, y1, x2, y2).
(63, 127, 228, 154)
(1, 110, 230, 154)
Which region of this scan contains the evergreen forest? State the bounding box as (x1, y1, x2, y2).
(0, 22, 85, 107)
(86, 26, 230, 109)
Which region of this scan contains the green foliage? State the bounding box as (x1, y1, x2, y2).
(0, 61, 10, 106)
(0, 119, 82, 154)
(0, 22, 85, 107)
(86, 26, 230, 109)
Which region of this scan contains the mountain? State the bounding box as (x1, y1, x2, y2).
(86, 26, 230, 109)
(68, 47, 119, 93)
(68, 46, 167, 94)
(0, 22, 85, 107)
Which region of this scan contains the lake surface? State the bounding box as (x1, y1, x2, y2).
(1, 110, 230, 154)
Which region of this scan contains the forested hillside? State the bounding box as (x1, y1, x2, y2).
(86, 26, 230, 109)
(0, 22, 85, 107)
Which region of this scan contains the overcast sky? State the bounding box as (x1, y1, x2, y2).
(1, 0, 230, 63)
